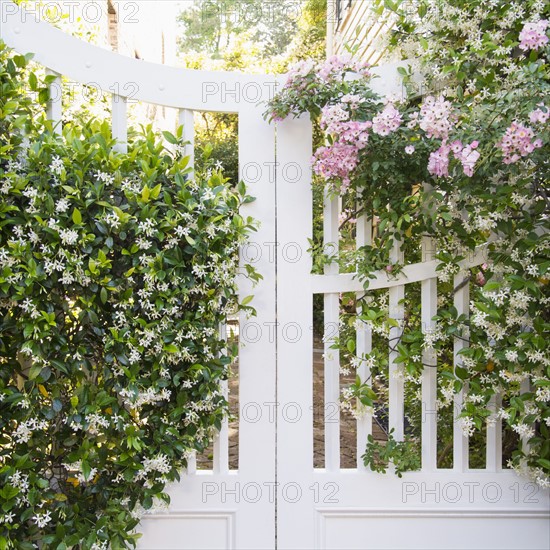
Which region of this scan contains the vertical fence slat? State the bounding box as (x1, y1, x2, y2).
(213, 322, 229, 474)
(324, 187, 340, 471)
(111, 94, 128, 153)
(486, 393, 502, 472)
(520, 378, 531, 455)
(237, 108, 277, 480)
(388, 237, 405, 442)
(179, 109, 195, 172)
(421, 236, 438, 471)
(453, 270, 469, 471)
(180, 110, 196, 476)
(356, 205, 372, 470)
(187, 452, 197, 475)
(45, 69, 62, 133)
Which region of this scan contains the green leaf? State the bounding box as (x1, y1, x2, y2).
(81, 460, 92, 481)
(38, 88, 50, 104)
(29, 72, 38, 90)
(150, 183, 162, 199)
(72, 208, 82, 224)
(142, 496, 153, 509)
(100, 287, 108, 304)
(141, 186, 150, 202)
(29, 364, 43, 381)
(0, 485, 19, 500)
(418, 2, 427, 18)
(241, 295, 254, 306)
(162, 131, 178, 144)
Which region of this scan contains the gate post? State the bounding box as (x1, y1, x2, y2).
(275, 114, 314, 549)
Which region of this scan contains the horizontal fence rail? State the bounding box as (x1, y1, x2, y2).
(0, 0, 283, 113)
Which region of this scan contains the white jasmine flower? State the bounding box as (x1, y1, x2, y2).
(55, 198, 70, 213)
(33, 510, 52, 528)
(51, 156, 64, 175)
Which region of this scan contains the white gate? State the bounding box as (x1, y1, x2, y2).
(275, 115, 550, 549)
(2, 2, 549, 548)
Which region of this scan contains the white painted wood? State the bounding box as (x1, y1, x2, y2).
(311, 244, 490, 294)
(213, 323, 229, 475)
(421, 235, 438, 471)
(275, 114, 314, 550)
(453, 271, 470, 472)
(356, 207, 372, 470)
(520, 378, 531, 454)
(178, 109, 195, 171)
(140, 511, 236, 549)
(0, 0, 283, 113)
(388, 237, 405, 442)
(186, 452, 197, 476)
(323, 188, 341, 472)
(323, 189, 339, 277)
(486, 393, 502, 472)
(111, 94, 127, 153)
(236, 108, 277, 485)
(45, 69, 62, 133)
(324, 292, 341, 472)
(315, 507, 550, 550)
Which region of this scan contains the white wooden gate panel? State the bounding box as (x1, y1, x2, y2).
(2, 2, 549, 548)
(274, 87, 550, 549)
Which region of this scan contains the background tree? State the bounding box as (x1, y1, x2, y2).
(177, 0, 327, 185)
(178, 0, 300, 60)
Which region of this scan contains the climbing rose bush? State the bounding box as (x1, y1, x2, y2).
(266, 11, 549, 486)
(0, 43, 257, 548)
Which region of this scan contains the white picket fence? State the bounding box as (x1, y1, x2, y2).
(1, 1, 549, 548)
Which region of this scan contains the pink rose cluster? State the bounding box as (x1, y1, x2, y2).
(497, 122, 543, 164)
(428, 140, 480, 178)
(313, 143, 361, 189)
(341, 93, 366, 111)
(313, 99, 406, 186)
(452, 140, 480, 177)
(286, 55, 371, 90)
(518, 19, 549, 51)
(285, 59, 317, 89)
(427, 143, 451, 177)
(318, 54, 371, 81)
(372, 103, 403, 136)
(419, 96, 456, 140)
(314, 103, 373, 188)
(529, 104, 549, 125)
(337, 121, 372, 147)
(320, 104, 371, 146)
(320, 104, 350, 134)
